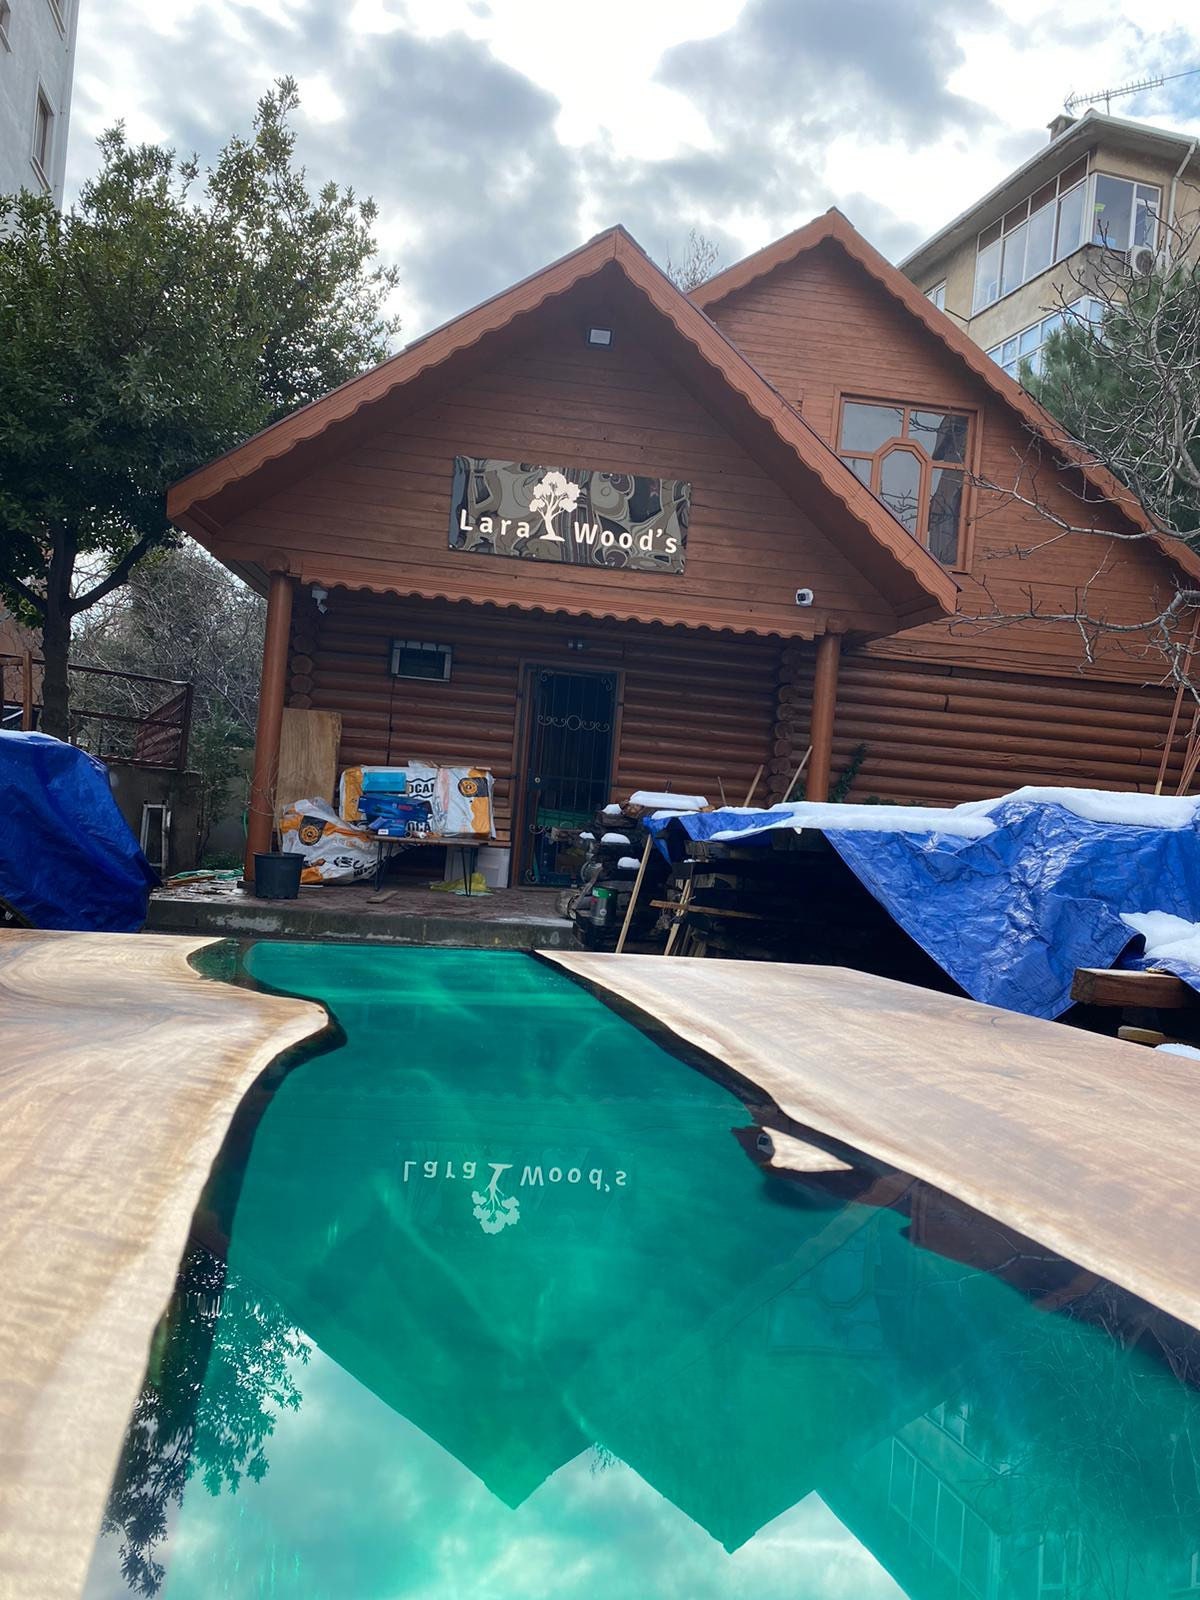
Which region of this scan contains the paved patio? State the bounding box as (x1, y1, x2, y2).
(147, 880, 574, 949)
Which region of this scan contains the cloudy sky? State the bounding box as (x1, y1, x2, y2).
(67, 0, 1200, 341)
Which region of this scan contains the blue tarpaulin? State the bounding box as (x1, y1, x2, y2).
(0, 731, 158, 931)
(646, 790, 1200, 1019)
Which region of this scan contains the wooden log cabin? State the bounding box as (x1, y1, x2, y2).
(167, 213, 1200, 886)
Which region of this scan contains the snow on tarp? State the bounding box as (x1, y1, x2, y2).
(646, 788, 1200, 1020)
(628, 790, 708, 812)
(0, 731, 158, 932)
(1120, 910, 1200, 995)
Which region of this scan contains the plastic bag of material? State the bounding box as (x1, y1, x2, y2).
(437, 766, 495, 837)
(279, 798, 377, 885)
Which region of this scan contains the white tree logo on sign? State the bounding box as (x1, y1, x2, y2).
(527, 470, 581, 543)
(472, 1161, 521, 1234)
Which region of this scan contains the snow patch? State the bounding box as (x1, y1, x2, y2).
(1121, 911, 1200, 968)
(1156, 1042, 1200, 1060)
(629, 790, 707, 811)
(578, 832, 595, 842)
(617, 856, 642, 871)
(709, 801, 996, 843)
(962, 786, 1200, 830)
(601, 832, 631, 846)
(602, 804, 623, 816)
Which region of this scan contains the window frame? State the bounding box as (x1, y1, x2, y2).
(986, 297, 1106, 382)
(834, 392, 977, 571)
(31, 85, 55, 192)
(1090, 171, 1162, 252)
(925, 281, 947, 312)
(973, 160, 1164, 312)
(389, 639, 453, 683)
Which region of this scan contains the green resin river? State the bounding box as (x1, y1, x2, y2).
(84, 944, 1200, 1599)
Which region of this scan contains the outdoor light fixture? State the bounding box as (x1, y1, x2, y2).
(310, 584, 329, 614)
(586, 326, 613, 348)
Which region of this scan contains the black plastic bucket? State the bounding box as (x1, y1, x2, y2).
(253, 851, 303, 900)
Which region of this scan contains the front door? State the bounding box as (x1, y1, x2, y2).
(519, 667, 617, 885)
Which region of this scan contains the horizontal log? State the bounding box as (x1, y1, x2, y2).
(1071, 968, 1199, 1009)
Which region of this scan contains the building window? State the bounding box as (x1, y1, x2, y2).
(0, 2, 12, 51)
(887, 1441, 994, 1599)
(1091, 173, 1161, 252)
(839, 398, 970, 566)
(389, 639, 452, 682)
(926, 281, 946, 311)
(987, 297, 1105, 382)
(31, 88, 54, 188)
(973, 157, 1089, 312)
(973, 163, 1163, 311)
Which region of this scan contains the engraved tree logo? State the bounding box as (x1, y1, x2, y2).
(528, 470, 580, 542)
(472, 1162, 521, 1234)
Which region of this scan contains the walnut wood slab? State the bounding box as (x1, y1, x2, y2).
(0, 931, 327, 1600)
(544, 953, 1200, 1335)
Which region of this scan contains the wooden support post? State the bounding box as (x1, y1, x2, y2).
(742, 764, 764, 807)
(806, 632, 841, 803)
(244, 571, 294, 881)
(782, 744, 813, 804)
(21, 650, 34, 731)
(615, 832, 653, 955)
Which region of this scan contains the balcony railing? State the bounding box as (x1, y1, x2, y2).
(0, 652, 194, 771)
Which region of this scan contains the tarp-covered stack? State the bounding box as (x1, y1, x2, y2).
(0, 731, 157, 931)
(645, 786, 1200, 1019)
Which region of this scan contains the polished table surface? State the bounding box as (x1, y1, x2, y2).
(544, 952, 1200, 1337)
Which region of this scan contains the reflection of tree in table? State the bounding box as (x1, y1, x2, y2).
(100, 1241, 309, 1597)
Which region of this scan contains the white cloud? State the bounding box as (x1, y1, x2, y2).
(64, 0, 1200, 336)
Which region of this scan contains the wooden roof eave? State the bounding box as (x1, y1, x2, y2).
(691, 209, 1200, 590)
(168, 226, 956, 627)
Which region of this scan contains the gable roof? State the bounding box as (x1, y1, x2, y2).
(691, 208, 1200, 586)
(168, 225, 957, 627)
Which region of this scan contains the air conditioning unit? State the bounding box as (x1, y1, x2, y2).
(1129, 243, 1157, 276)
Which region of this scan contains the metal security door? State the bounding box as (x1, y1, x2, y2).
(521, 668, 616, 884)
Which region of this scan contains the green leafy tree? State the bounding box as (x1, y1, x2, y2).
(0, 78, 399, 738)
(1031, 261, 1200, 543)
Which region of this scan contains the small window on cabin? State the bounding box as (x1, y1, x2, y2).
(389, 640, 452, 682)
(838, 398, 971, 567)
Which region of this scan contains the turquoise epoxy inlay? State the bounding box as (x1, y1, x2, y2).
(86, 946, 1200, 1599)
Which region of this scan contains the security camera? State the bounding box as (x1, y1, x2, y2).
(795, 588, 815, 607)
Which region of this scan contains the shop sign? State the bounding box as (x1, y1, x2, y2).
(450, 456, 689, 574)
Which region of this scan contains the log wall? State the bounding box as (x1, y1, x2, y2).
(775, 646, 1186, 804)
(289, 592, 784, 843)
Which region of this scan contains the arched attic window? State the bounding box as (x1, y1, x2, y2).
(838, 399, 971, 567)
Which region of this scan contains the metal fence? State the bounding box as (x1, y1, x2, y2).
(0, 653, 194, 771)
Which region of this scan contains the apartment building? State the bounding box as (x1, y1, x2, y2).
(0, 0, 80, 205)
(901, 110, 1200, 381)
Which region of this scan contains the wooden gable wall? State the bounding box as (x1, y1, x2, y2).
(707, 241, 1182, 685)
(217, 304, 901, 640)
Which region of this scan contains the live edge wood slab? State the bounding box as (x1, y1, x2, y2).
(0, 931, 327, 1600)
(544, 953, 1200, 1338)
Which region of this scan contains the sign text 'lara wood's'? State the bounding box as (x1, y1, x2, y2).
(450, 457, 689, 574)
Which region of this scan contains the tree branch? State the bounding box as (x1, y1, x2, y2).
(3, 575, 47, 618)
(69, 532, 163, 616)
